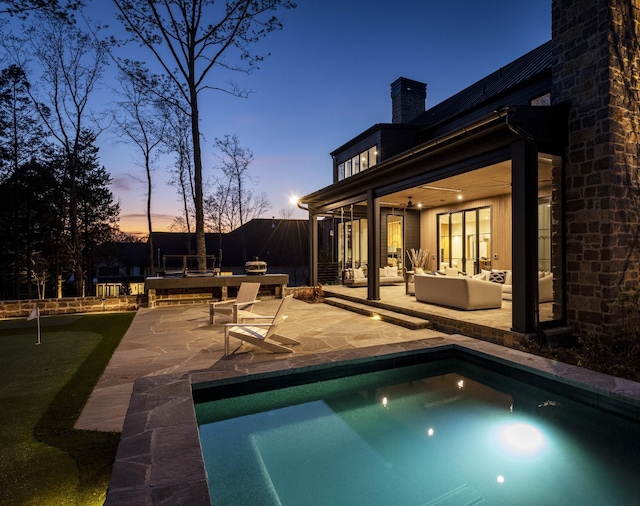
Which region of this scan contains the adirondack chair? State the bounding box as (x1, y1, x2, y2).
(209, 282, 260, 324)
(224, 295, 300, 354)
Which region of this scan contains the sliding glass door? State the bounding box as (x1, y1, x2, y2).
(438, 206, 491, 274)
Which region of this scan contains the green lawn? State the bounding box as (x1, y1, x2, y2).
(0, 312, 135, 506)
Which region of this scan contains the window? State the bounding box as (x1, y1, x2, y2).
(531, 93, 550, 106)
(337, 145, 378, 181)
(437, 206, 491, 274)
(351, 154, 360, 175)
(338, 217, 368, 270)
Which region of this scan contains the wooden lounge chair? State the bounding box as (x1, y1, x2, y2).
(224, 295, 300, 355)
(209, 282, 260, 324)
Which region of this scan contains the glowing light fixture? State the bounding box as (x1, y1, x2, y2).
(496, 421, 547, 457)
(420, 185, 462, 193)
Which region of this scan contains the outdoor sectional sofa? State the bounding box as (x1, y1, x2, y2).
(414, 273, 503, 310)
(342, 266, 404, 287)
(474, 269, 553, 303)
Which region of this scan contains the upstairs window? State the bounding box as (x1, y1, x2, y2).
(338, 145, 378, 181)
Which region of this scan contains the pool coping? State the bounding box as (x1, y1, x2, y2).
(104, 334, 640, 505)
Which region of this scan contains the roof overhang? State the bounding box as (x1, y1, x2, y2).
(302, 105, 568, 214)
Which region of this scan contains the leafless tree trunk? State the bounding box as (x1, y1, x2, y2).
(113, 67, 166, 273)
(113, 0, 295, 271)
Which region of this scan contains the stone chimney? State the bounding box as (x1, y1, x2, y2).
(552, 0, 640, 337)
(391, 77, 426, 123)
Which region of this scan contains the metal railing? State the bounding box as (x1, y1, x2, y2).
(162, 255, 216, 277)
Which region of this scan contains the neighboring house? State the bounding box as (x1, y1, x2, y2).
(301, 0, 640, 340)
(149, 218, 309, 285)
(94, 242, 148, 296)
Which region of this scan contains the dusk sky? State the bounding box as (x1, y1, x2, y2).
(81, 1, 552, 235)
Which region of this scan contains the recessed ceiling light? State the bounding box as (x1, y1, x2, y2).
(420, 185, 463, 193)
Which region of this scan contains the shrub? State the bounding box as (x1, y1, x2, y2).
(293, 284, 324, 303)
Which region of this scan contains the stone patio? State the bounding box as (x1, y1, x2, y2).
(93, 295, 640, 505)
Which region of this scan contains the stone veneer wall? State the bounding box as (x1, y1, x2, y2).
(552, 0, 640, 336)
(0, 296, 140, 319)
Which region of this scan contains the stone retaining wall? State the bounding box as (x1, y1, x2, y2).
(0, 295, 141, 319)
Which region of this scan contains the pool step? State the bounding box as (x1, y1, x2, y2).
(324, 297, 431, 330)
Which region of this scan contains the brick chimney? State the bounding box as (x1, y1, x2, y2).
(552, 0, 640, 337)
(391, 77, 426, 123)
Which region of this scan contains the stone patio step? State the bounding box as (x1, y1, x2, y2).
(324, 297, 430, 330)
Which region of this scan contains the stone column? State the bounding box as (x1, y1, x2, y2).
(552, 0, 640, 336)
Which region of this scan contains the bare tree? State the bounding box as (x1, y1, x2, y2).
(5, 14, 111, 295)
(0, 0, 82, 21)
(113, 65, 166, 272)
(160, 92, 196, 237)
(113, 0, 296, 271)
(0, 64, 47, 183)
(210, 134, 270, 229)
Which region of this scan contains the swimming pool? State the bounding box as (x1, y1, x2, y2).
(197, 358, 640, 505)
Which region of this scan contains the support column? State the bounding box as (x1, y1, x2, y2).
(367, 190, 380, 300)
(511, 139, 538, 336)
(309, 214, 318, 286)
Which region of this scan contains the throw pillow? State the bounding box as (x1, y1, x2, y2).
(473, 272, 487, 281)
(379, 267, 388, 277)
(387, 266, 398, 277)
(445, 267, 458, 277)
(353, 267, 365, 279)
(505, 270, 512, 285)
(489, 270, 507, 284)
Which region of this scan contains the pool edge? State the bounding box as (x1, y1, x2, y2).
(104, 335, 640, 505)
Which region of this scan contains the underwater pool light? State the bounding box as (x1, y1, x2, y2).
(496, 421, 547, 457)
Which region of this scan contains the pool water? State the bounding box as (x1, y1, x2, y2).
(196, 359, 640, 505)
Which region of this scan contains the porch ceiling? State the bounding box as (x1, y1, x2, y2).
(375, 156, 552, 210)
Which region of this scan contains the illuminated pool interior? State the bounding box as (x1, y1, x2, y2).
(196, 358, 640, 505)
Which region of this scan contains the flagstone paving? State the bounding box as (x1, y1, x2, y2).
(76, 298, 446, 432)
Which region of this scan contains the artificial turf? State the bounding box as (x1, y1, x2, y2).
(0, 312, 135, 506)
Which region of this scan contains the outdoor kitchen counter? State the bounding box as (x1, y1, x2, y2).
(145, 274, 289, 307)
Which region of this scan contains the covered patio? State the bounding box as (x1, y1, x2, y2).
(323, 284, 554, 346)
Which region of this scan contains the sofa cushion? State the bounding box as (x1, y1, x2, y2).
(387, 266, 398, 278)
(354, 267, 365, 279)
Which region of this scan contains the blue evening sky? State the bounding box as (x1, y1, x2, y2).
(84, 1, 551, 235)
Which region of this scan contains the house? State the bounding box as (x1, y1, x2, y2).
(94, 241, 148, 296)
(301, 0, 640, 340)
(149, 218, 309, 285)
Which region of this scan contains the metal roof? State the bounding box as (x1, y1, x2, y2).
(411, 40, 552, 129)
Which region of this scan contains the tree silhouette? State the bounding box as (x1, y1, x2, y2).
(113, 0, 295, 271)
